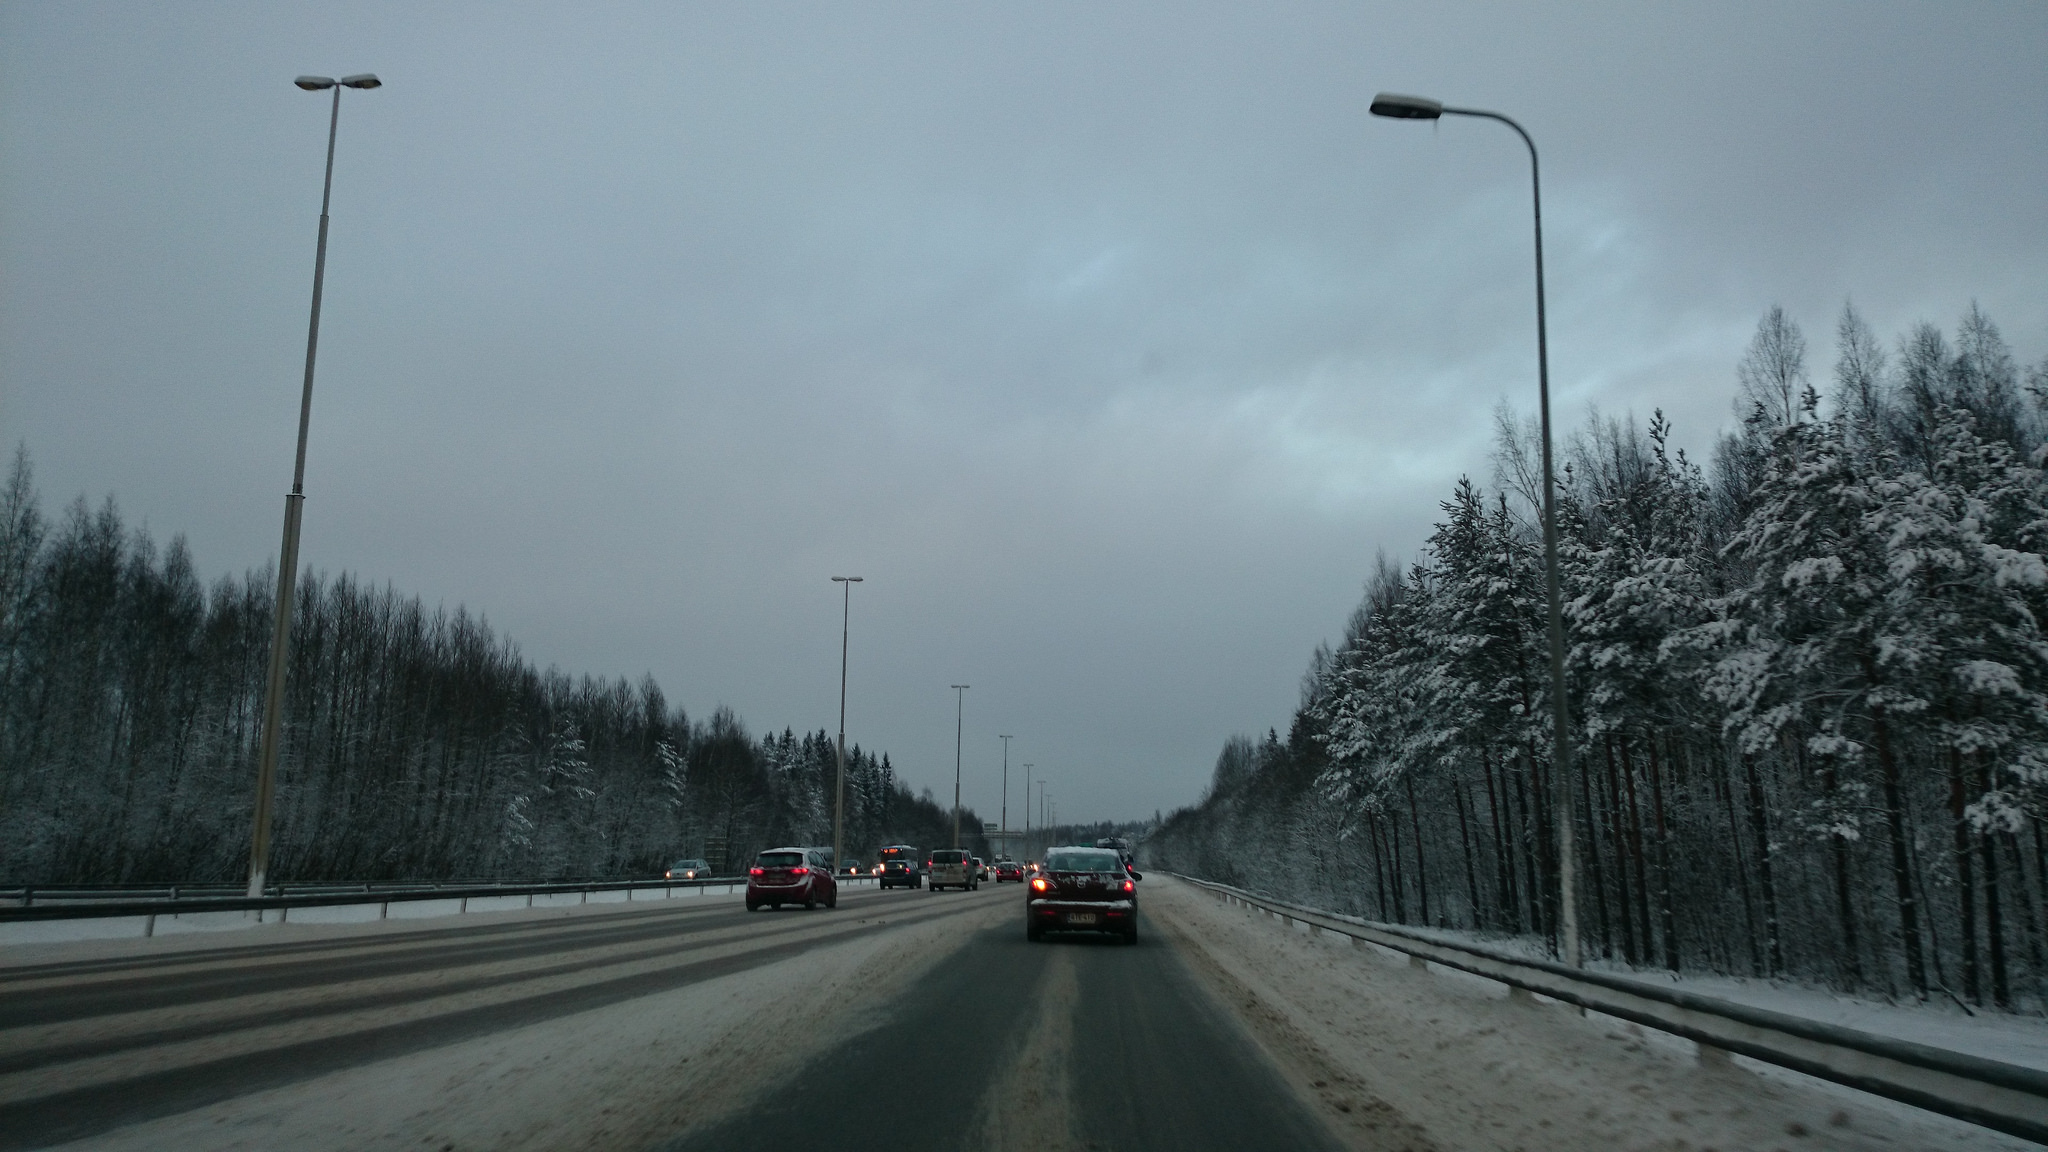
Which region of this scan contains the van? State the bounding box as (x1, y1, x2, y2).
(926, 848, 977, 891)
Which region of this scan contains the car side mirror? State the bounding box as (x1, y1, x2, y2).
(1128, 871, 1143, 882)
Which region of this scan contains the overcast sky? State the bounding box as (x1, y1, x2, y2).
(4, 2, 2044, 826)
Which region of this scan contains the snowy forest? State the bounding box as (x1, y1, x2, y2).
(0, 454, 986, 884)
(1145, 303, 2048, 1014)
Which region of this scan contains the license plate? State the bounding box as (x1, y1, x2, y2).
(1066, 912, 1098, 926)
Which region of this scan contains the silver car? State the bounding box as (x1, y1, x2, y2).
(665, 858, 712, 880)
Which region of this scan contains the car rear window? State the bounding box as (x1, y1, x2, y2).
(757, 851, 804, 868)
(1046, 850, 1122, 873)
(930, 850, 967, 864)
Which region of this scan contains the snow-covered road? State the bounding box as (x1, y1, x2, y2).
(0, 877, 2033, 1150)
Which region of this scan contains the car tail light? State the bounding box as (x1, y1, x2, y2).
(791, 866, 808, 875)
(1123, 879, 1135, 893)
(1031, 877, 1048, 892)
(749, 867, 764, 877)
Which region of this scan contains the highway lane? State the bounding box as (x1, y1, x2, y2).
(664, 892, 1345, 1152)
(0, 885, 973, 1151)
(1, 881, 1351, 1151)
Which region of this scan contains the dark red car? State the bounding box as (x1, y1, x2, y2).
(993, 859, 1025, 882)
(746, 846, 838, 911)
(1026, 846, 1139, 943)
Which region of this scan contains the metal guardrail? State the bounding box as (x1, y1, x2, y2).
(1169, 872, 2048, 1145)
(0, 877, 751, 907)
(0, 874, 882, 936)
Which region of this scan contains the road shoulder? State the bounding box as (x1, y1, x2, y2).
(1142, 876, 2034, 1152)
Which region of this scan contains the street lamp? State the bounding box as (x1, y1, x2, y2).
(831, 577, 863, 873)
(1021, 763, 1033, 859)
(950, 685, 969, 847)
(248, 71, 382, 899)
(997, 735, 1013, 859)
(1369, 91, 1579, 966)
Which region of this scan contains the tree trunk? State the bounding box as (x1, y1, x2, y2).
(1741, 752, 1783, 976)
(1719, 751, 1763, 976)
(1976, 762, 2009, 1009)
(1620, 737, 1655, 966)
(1482, 748, 1521, 932)
(2006, 832, 2047, 1009)
(1386, 811, 1409, 924)
(1405, 775, 1431, 926)
(1513, 758, 1543, 937)
(1584, 739, 1614, 959)
(1647, 733, 1680, 972)
(1454, 778, 1484, 930)
(1368, 812, 1390, 921)
(1605, 735, 1638, 964)
(1524, 748, 1554, 946)
(1949, 748, 1981, 1005)
(1876, 702, 1928, 997)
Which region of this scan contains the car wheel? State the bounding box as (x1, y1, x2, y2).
(745, 899, 760, 911)
(827, 890, 838, 909)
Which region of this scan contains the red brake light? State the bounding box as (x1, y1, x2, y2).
(749, 867, 764, 876)
(791, 866, 808, 875)
(1031, 877, 1048, 892)
(1123, 879, 1135, 893)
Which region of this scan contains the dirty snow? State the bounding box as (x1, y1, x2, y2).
(43, 894, 1005, 1152)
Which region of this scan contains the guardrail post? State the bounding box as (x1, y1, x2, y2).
(1697, 1042, 1733, 1069)
(379, 901, 388, 920)
(1409, 953, 1428, 971)
(144, 912, 156, 938)
(459, 895, 468, 914)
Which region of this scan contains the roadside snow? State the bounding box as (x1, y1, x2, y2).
(1601, 967, 2048, 1075)
(1146, 876, 2036, 1152)
(1213, 887, 2048, 1075)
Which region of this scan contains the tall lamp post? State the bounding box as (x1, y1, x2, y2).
(997, 735, 1013, 859)
(1368, 92, 1578, 965)
(1021, 763, 1033, 859)
(950, 685, 969, 847)
(247, 72, 383, 899)
(830, 577, 863, 873)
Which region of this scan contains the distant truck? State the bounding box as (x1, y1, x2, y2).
(1095, 837, 1134, 866)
